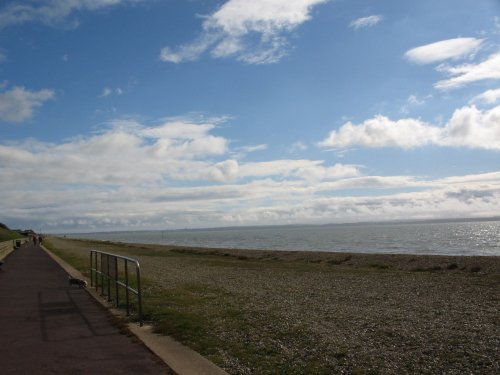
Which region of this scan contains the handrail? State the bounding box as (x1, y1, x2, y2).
(89, 250, 143, 325)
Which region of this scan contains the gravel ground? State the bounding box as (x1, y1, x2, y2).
(47, 238, 500, 375)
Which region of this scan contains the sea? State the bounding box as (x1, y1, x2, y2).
(65, 219, 500, 257)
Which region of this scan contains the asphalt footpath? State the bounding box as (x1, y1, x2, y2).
(0, 241, 173, 374)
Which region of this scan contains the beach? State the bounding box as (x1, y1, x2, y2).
(46, 237, 500, 374)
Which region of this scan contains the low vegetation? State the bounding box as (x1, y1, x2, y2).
(0, 223, 23, 242)
(45, 236, 500, 375)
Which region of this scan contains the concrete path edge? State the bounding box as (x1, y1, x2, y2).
(41, 245, 229, 375)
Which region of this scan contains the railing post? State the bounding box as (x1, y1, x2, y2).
(106, 254, 111, 302)
(136, 262, 143, 326)
(115, 258, 119, 308)
(94, 251, 98, 291)
(125, 260, 130, 316)
(94, 251, 97, 290)
(90, 251, 93, 288)
(100, 253, 104, 296)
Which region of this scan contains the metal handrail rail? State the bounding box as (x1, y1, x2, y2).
(90, 250, 143, 325)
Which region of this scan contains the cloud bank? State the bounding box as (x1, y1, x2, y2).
(0, 117, 371, 230)
(0, 119, 361, 186)
(1, 116, 499, 231)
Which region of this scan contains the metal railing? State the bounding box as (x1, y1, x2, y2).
(90, 250, 143, 325)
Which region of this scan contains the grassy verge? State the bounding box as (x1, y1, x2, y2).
(43, 239, 90, 276)
(0, 227, 24, 242)
(44, 236, 500, 375)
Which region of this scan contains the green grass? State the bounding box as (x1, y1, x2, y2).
(0, 227, 24, 242)
(44, 239, 90, 275)
(143, 282, 235, 355)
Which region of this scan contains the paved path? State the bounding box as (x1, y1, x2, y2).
(0, 242, 172, 374)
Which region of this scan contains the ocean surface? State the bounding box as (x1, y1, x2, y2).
(65, 220, 500, 256)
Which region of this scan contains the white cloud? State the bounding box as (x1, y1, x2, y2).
(239, 160, 361, 181)
(0, 118, 362, 190)
(159, 35, 217, 63)
(349, 15, 383, 29)
(100, 86, 124, 98)
(0, 115, 384, 230)
(141, 121, 218, 141)
(160, 0, 329, 64)
(471, 88, 500, 104)
(3, 167, 500, 231)
(238, 144, 268, 153)
(404, 33, 500, 91)
(318, 116, 440, 149)
(0, 120, 223, 188)
(288, 141, 308, 153)
(0, 0, 134, 29)
(443, 104, 500, 149)
(434, 53, 500, 90)
(232, 144, 268, 158)
(407, 94, 427, 106)
(401, 94, 432, 114)
(101, 87, 112, 97)
(1, 114, 499, 230)
(405, 37, 484, 65)
(0, 86, 55, 123)
(318, 104, 500, 150)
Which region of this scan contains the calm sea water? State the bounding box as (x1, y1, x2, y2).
(66, 220, 500, 256)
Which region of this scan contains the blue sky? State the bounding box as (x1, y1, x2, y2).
(1, 0, 500, 232)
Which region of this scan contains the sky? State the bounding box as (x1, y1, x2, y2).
(1, 0, 500, 233)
